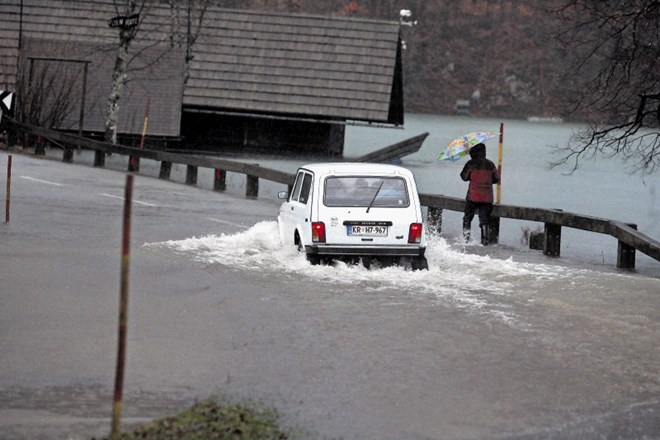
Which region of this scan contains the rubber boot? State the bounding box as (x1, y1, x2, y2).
(462, 228, 471, 243)
(480, 225, 490, 246)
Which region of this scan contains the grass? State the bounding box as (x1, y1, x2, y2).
(99, 399, 291, 440)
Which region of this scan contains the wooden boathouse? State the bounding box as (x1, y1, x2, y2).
(0, 1, 405, 157)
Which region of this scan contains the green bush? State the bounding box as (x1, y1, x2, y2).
(107, 399, 290, 440)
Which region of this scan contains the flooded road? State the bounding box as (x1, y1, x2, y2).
(1, 153, 659, 439)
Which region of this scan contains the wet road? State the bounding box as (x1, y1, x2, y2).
(1, 153, 659, 439)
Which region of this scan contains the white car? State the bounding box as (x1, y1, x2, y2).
(278, 162, 428, 270)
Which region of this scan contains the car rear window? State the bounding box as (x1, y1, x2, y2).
(323, 176, 409, 208)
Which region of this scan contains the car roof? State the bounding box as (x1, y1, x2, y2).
(299, 162, 414, 178)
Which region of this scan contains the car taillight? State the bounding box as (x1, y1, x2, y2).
(312, 222, 326, 243)
(408, 223, 423, 243)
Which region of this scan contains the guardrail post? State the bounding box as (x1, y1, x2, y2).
(427, 207, 442, 236)
(529, 229, 544, 250)
(186, 165, 197, 185)
(246, 174, 259, 198)
(63, 145, 73, 163)
(159, 161, 171, 179)
(214, 169, 226, 191)
(5, 155, 11, 223)
(128, 155, 139, 172)
(34, 135, 45, 155)
(617, 223, 637, 269)
(544, 223, 561, 257)
(94, 151, 105, 167)
(5, 126, 16, 149)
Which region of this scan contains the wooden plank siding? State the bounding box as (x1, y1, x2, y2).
(184, 9, 403, 123)
(0, 2, 20, 90)
(0, 0, 185, 137)
(1, 1, 404, 156)
(0, 1, 404, 125)
(17, 36, 185, 138)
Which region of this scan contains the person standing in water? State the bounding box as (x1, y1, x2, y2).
(460, 143, 500, 245)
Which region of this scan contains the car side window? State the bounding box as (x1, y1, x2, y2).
(298, 173, 313, 204)
(290, 172, 305, 202)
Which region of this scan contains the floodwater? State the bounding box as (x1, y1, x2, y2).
(256, 114, 660, 276)
(148, 221, 649, 323)
(144, 223, 660, 439)
(1, 114, 660, 439)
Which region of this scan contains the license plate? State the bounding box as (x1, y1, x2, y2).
(347, 225, 388, 236)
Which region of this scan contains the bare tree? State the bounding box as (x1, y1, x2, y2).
(104, 0, 144, 148)
(163, 0, 212, 86)
(101, 0, 214, 162)
(16, 58, 79, 130)
(552, 0, 660, 173)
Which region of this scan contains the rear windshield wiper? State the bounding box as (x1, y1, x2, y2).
(366, 180, 384, 213)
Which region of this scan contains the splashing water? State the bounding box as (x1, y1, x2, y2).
(144, 221, 587, 322)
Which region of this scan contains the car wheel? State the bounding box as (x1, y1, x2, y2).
(379, 256, 396, 268)
(411, 256, 429, 271)
(295, 232, 320, 265)
(362, 256, 373, 269)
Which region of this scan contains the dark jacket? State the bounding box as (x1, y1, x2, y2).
(460, 144, 499, 203)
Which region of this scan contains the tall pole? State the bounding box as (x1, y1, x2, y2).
(496, 122, 503, 204)
(138, 98, 150, 149)
(111, 174, 133, 440)
(79, 62, 89, 139)
(5, 155, 11, 223)
(129, 98, 149, 172)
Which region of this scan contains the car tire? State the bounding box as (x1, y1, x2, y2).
(295, 232, 321, 265)
(411, 256, 429, 271)
(379, 256, 396, 268)
(362, 256, 373, 269)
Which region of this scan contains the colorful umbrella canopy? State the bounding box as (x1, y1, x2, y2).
(437, 131, 499, 162)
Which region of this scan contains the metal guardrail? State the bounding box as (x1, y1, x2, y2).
(420, 194, 660, 269)
(4, 119, 659, 270)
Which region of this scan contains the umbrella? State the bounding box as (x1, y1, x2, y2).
(437, 131, 498, 162)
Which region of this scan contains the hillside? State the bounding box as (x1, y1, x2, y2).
(232, 0, 569, 120)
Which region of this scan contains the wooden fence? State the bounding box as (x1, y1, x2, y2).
(4, 119, 659, 270)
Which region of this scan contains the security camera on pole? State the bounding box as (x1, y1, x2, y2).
(399, 9, 417, 26)
(399, 10, 417, 51)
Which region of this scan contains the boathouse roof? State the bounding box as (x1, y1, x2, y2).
(0, 1, 404, 137)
